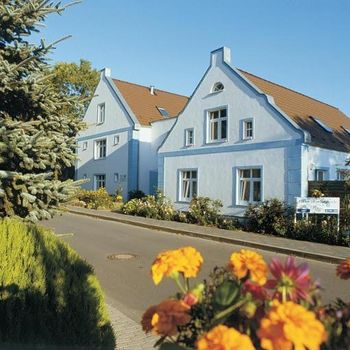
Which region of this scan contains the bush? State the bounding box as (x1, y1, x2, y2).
(122, 191, 174, 220)
(244, 198, 294, 236)
(187, 197, 223, 226)
(0, 218, 115, 348)
(76, 188, 114, 209)
(128, 189, 146, 200)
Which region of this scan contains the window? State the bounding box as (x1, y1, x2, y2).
(82, 141, 88, 150)
(114, 173, 119, 182)
(243, 119, 254, 139)
(212, 82, 224, 93)
(208, 108, 227, 142)
(113, 135, 120, 145)
(94, 174, 106, 189)
(315, 169, 328, 181)
(97, 103, 105, 124)
(337, 169, 348, 180)
(94, 139, 106, 159)
(185, 128, 194, 146)
(311, 116, 332, 133)
(238, 168, 262, 204)
(179, 170, 197, 202)
(157, 107, 169, 118)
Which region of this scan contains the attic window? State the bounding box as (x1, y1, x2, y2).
(212, 82, 224, 93)
(342, 127, 350, 135)
(157, 107, 169, 118)
(311, 116, 332, 133)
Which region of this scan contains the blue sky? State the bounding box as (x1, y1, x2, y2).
(39, 0, 350, 115)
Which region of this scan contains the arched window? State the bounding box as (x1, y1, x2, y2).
(212, 82, 224, 93)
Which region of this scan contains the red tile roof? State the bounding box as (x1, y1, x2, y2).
(113, 79, 188, 126)
(239, 70, 350, 152)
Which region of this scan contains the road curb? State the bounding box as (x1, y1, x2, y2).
(67, 208, 345, 265)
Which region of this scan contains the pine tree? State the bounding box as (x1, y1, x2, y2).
(0, 1, 85, 221)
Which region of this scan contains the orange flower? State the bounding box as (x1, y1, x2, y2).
(141, 299, 191, 336)
(151, 246, 203, 285)
(196, 325, 255, 350)
(336, 258, 350, 279)
(229, 250, 268, 286)
(258, 300, 327, 350)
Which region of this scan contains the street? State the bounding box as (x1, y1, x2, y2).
(43, 213, 349, 323)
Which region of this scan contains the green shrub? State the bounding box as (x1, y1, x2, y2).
(122, 191, 174, 220)
(187, 197, 223, 226)
(0, 218, 115, 348)
(128, 189, 146, 200)
(76, 188, 114, 209)
(244, 198, 294, 236)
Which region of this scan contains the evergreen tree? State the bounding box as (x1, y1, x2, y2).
(0, 1, 85, 221)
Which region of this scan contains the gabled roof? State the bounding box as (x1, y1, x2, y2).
(113, 79, 188, 126)
(239, 70, 350, 152)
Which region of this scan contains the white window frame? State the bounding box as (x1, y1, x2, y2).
(206, 107, 228, 143)
(185, 128, 194, 147)
(237, 167, 263, 206)
(113, 135, 120, 146)
(94, 138, 107, 159)
(243, 118, 254, 140)
(178, 169, 198, 202)
(97, 103, 105, 124)
(315, 168, 328, 181)
(82, 141, 88, 151)
(114, 173, 119, 182)
(94, 174, 106, 189)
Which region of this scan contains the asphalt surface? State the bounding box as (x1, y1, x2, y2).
(42, 213, 349, 323)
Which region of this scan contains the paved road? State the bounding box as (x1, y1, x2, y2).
(43, 213, 348, 323)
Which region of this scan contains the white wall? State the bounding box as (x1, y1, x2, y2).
(76, 73, 133, 199)
(305, 146, 350, 181)
(158, 47, 304, 214)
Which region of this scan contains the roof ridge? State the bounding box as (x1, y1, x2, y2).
(238, 68, 339, 111)
(112, 78, 189, 99)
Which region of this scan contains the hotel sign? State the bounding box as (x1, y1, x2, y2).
(295, 197, 340, 215)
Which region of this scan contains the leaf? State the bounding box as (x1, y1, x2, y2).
(159, 343, 190, 350)
(214, 280, 239, 307)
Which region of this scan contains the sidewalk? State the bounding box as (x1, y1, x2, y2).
(66, 206, 349, 264)
(107, 304, 155, 350)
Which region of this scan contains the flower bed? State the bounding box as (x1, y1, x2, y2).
(142, 247, 350, 349)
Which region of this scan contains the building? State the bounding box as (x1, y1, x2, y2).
(77, 47, 350, 215)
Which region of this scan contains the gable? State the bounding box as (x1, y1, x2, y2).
(113, 79, 188, 126)
(240, 70, 350, 152)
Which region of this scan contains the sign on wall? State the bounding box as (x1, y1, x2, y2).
(295, 197, 340, 214)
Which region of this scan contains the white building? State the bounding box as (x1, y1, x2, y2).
(77, 47, 350, 215)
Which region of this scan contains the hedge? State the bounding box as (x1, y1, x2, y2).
(0, 218, 115, 349)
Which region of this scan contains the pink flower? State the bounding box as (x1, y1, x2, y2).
(243, 280, 268, 301)
(266, 256, 312, 302)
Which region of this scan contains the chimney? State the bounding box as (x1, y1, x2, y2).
(149, 85, 155, 95)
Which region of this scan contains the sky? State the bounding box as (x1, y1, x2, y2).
(36, 0, 350, 115)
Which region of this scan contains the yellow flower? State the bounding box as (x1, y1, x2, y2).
(229, 250, 268, 286)
(141, 299, 191, 336)
(258, 300, 327, 350)
(196, 325, 255, 350)
(336, 258, 350, 279)
(151, 246, 203, 285)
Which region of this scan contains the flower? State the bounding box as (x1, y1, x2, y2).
(336, 258, 350, 279)
(229, 250, 268, 286)
(141, 299, 191, 336)
(243, 280, 268, 301)
(151, 246, 203, 285)
(266, 256, 312, 302)
(196, 325, 255, 350)
(258, 300, 327, 350)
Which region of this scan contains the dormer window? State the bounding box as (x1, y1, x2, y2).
(342, 126, 350, 135)
(157, 107, 169, 118)
(212, 82, 224, 93)
(97, 103, 105, 124)
(311, 116, 332, 133)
